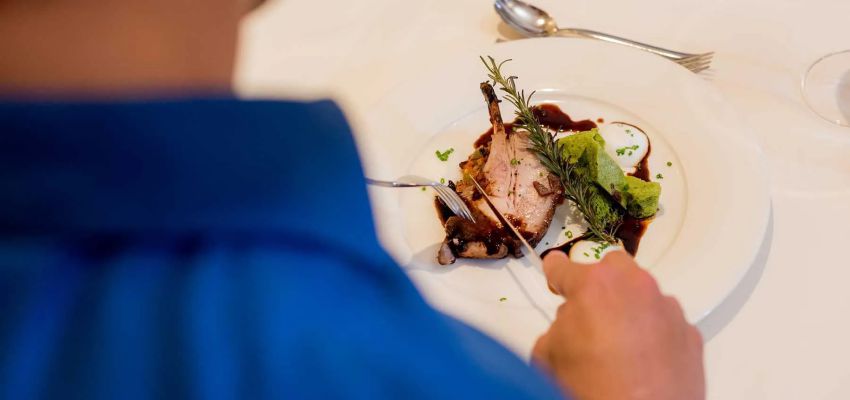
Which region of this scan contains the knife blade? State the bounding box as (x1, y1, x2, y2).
(470, 176, 545, 272)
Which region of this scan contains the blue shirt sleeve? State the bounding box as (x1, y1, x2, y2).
(0, 99, 567, 400)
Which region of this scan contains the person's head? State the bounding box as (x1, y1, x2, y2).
(0, 0, 266, 98)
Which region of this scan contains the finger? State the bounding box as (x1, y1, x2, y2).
(531, 331, 553, 370)
(599, 250, 639, 271)
(664, 296, 686, 318)
(661, 296, 692, 336)
(688, 326, 705, 353)
(543, 250, 590, 297)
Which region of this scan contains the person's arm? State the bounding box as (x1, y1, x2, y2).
(532, 251, 705, 400)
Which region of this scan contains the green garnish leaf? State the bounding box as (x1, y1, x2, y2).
(510, 158, 520, 166)
(566, 230, 573, 238)
(440, 178, 446, 184)
(421, 187, 427, 192)
(616, 145, 640, 156)
(435, 148, 455, 161)
(591, 242, 611, 260)
(666, 161, 673, 167)
(656, 173, 664, 180)
(499, 297, 507, 302)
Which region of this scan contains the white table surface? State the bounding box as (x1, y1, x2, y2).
(236, 1, 850, 398)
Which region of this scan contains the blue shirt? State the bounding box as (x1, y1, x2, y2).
(0, 99, 565, 400)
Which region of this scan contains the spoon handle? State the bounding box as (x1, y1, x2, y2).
(555, 28, 693, 60)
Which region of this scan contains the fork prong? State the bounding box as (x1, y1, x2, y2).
(677, 57, 711, 67)
(676, 53, 714, 72)
(678, 56, 713, 68)
(444, 190, 475, 221)
(687, 61, 712, 73)
(680, 61, 711, 69)
(434, 187, 456, 209)
(677, 55, 713, 66)
(691, 63, 711, 73)
(432, 186, 457, 209)
(678, 52, 714, 62)
(677, 58, 713, 73)
(434, 185, 475, 222)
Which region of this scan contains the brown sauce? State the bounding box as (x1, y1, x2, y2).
(474, 104, 597, 148)
(533, 104, 598, 132)
(597, 117, 605, 123)
(616, 216, 652, 255)
(456, 104, 654, 259)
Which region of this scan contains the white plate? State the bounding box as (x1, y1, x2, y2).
(359, 38, 770, 357)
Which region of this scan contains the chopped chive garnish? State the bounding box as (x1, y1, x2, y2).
(435, 148, 454, 161)
(616, 145, 640, 156)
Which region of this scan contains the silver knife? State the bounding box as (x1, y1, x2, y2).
(470, 177, 559, 318)
(470, 177, 545, 272)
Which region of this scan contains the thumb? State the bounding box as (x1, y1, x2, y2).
(543, 250, 590, 297)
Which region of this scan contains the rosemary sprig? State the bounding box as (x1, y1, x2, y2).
(480, 56, 621, 243)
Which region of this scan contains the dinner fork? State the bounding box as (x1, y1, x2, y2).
(494, 0, 714, 73)
(552, 29, 714, 73)
(365, 175, 476, 222)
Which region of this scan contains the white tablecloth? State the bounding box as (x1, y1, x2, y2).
(236, 1, 850, 398)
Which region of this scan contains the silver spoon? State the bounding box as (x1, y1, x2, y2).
(494, 0, 713, 71)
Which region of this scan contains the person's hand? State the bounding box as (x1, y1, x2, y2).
(532, 251, 705, 400)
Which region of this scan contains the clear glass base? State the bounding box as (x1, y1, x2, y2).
(802, 50, 850, 127)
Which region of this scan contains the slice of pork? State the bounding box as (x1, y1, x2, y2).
(436, 82, 563, 265)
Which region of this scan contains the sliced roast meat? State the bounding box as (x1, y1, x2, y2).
(436, 82, 563, 265)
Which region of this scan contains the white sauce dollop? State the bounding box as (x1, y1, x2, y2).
(599, 122, 649, 173)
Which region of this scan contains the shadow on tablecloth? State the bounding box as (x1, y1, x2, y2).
(698, 204, 774, 341)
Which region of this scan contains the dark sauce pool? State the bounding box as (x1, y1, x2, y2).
(474, 103, 598, 148)
(444, 104, 655, 258)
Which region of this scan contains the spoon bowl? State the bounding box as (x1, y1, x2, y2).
(495, 0, 558, 37)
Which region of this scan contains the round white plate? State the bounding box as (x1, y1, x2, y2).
(359, 38, 770, 357)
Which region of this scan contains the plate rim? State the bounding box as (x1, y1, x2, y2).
(360, 37, 771, 338)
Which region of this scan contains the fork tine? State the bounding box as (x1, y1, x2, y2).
(439, 190, 469, 220)
(676, 53, 714, 72)
(678, 57, 713, 68)
(433, 186, 460, 213)
(678, 52, 714, 62)
(681, 59, 711, 71)
(677, 54, 713, 67)
(443, 189, 475, 221)
(434, 185, 475, 222)
(434, 187, 456, 210)
(677, 56, 711, 67)
(687, 61, 712, 73)
(677, 56, 713, 72)
(691, 63, 711, 73)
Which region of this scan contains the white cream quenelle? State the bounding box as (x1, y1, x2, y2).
(568, 240, 622, 264)
(598, 122, 649, 173)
